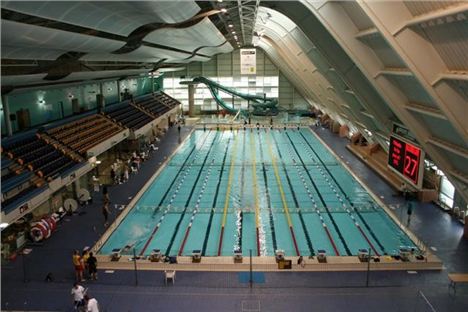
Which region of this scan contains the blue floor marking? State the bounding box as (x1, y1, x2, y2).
(238, 272, 265, 283)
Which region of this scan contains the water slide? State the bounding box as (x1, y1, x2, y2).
(180, 76, 279, 117)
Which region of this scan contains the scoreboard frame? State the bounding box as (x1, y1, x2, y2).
(387, 135, 425, 189)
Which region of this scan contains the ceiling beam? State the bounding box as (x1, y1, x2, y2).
(393, 3, 468, 35)
(405, 102, 447, 120)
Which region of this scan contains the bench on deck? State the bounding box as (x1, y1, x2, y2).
(448, 273, 468, 293)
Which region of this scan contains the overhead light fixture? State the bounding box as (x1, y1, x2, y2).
(220, 8, 227, 13)
(228, 24, 233, 28)
(217, 0, 223, 2)
(232, 31, 236, 34)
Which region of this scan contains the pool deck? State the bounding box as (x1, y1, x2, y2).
(98, 254, 442, 272)
(2, 125, 467, 311)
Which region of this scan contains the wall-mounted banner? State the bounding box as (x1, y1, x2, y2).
(240, 49, 256, 75)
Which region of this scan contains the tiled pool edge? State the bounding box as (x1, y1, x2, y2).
(95, 254, 442, 271)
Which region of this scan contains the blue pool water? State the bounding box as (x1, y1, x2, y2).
(100, 128, 417, 257)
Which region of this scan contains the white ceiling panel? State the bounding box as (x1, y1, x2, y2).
(1, 20, 124, 53)
(1, 45, 65, 60)
(2, 1, 200, 37)
(199, 42, 234, 56)
(144, 17, 226, 52)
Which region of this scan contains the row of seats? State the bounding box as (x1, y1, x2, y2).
(1, 153, 44, 212)
(2, 133, 78, 176)
(3, 136, 43, 159)
(47, 114, 122, 155)
(47, 114, 99, 137)
(38, 156, 76, 178)
(53, 116, 102, 143)
(105, 102, 153, 130)
(134, 92, 180, 117)
(1, 132, 81, 211)
(154, 92, 179, 108)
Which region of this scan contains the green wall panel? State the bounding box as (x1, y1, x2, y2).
(2, 75, 154, 136)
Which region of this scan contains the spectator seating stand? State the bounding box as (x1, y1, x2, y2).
(46, 114, 123, 156)
(132, 92, 180, 119)
(103, 101, 154, 131)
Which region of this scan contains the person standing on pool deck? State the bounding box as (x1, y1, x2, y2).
(81, 249, 90, 280)
(406, 194, 415, 226)
(102, 186, 109, 204)
(73, 250, 84, 282)
(71, 282, 86, 309)
(87, 252, 98, 280)
(102, 201, 110, 227)
(85, 294, 100, 312)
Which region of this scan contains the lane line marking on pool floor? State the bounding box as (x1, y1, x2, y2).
(218, 130, 239, 256)
(266, 130, 300, 256)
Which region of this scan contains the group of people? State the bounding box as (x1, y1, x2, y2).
(109, 158, 130, 185)
(109, 147, 157, 186)
(72, 249, 98, 282)
(71, 282, 99, 311)
(102, 134, 165, 226)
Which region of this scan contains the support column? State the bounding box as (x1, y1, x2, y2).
(117, 81, 122, 102)
(97, 83, 105, 113)
(1, 94, 13, 136)
(188, 84, 195, 117)
(73, 179, 81, 200)
(465, 215, 468, 239)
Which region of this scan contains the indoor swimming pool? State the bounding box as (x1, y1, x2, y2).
(99, 128, 417, 257)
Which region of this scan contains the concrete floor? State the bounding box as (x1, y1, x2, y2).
(2, 125, 468, 311)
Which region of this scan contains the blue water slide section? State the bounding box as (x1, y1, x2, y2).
(180, 76, 279, 116)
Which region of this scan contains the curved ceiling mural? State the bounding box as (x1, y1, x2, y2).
(1, 0, 201, 37)
(1, 1, 231, 87)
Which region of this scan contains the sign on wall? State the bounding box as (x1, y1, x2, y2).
(388, 135, 425, 189)
(240, 49, 256, 75)
(392, 123, 417, 144)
